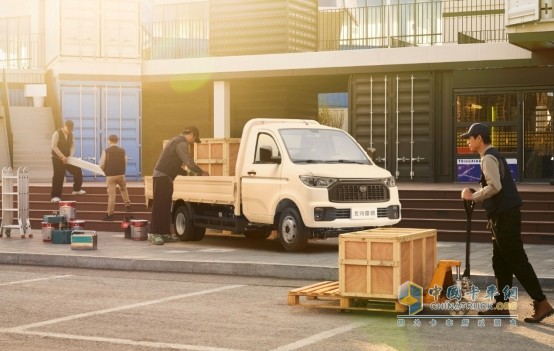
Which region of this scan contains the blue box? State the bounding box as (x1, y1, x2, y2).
(52, 229, 72, 244)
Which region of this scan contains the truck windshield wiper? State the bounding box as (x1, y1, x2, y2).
(325, 160, 365, 164)
(295, 159, 322, 163)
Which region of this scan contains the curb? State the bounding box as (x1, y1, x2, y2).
(0, 252, 338, 281)
(1, 252, 552, 289)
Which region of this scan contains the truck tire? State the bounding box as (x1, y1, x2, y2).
(173, 205, 206, 241)
(243, 228, 272, 240)
(278, 208, 309, 252)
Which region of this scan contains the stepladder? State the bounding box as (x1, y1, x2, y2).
(1, 167, 32, 238)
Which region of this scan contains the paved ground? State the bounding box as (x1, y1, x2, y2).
(1, 265, 552, 351)
(0, 229, 553, 288)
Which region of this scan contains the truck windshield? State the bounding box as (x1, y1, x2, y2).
(280, 128, 372, 165)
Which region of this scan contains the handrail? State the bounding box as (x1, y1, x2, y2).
(45, 69, 62, 130)
(1, 69, 13, 168)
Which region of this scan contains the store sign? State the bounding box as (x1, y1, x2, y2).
(456, 158, 518, 183)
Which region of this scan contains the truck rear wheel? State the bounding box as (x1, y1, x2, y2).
(278, 208, 309, 252)
(173, 205, 206, 241)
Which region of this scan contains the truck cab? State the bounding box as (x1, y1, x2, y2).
(238, 119, 401, 250)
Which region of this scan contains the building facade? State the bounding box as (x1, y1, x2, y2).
(1, 0, 553, 183)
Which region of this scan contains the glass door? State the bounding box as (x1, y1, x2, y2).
(455, 92, 519, 182)
(523, 91, 554, 181)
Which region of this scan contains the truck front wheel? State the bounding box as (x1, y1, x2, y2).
(173, 205, 206, 241)
(278, 208, 309, 252)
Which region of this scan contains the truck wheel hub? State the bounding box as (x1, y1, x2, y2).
(282, 217, 296, 242)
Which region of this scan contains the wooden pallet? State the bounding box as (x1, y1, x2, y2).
(288, 281, 407, 313)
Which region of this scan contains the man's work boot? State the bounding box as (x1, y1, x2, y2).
(162, 234, 180, 242)
(477, 302, 510, 316)
(524, 298, 554, 323)
(151, 234, 164, 245)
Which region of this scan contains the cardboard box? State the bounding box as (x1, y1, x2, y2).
(52, 229, 72, 244)
(71, 230, 97, 250)
(338, 228, 436, 300)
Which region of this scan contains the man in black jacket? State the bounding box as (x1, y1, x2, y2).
(150, 126, 209, 245)
(461, 123, 553, 323)
(50, 120, 85, 203)
(99, 134, 131, 221)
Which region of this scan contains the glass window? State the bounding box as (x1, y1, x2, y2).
(523, 91, 554, 179)
(456, 93, 518, 123)
(455, 93, 518, 155)
(280, 128, 371, 164)
(254, 133, 280, 163)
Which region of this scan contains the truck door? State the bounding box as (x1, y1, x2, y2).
(241, 132, 283, 223)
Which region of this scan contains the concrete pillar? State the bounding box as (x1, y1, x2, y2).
(214, 80, 230, 138)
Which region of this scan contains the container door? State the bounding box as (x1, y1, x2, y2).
(60, 83, 141, 180)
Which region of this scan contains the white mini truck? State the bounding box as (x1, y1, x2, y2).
(145, 118, 401, 251)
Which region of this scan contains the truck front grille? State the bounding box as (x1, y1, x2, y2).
(328, 182, 388, 203)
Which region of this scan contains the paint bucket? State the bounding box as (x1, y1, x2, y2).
(41, 222, 54, 242)
(59, 201, 77, 219)
(130, 219, 149, 241)
(68, 219, 85, 230)
(121, 217, 133, 239)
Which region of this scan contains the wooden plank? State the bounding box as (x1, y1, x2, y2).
(288, 281, 333, 294)
(288, 281, 407, 313)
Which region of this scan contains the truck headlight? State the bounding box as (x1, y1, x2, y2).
(300, 176, 338, 188)
(383, 176, 396, 187)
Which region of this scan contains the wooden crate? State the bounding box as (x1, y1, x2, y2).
(194, 138, 240, 176)
(338, 228, 436, 300)
(162, 138, 241, 176)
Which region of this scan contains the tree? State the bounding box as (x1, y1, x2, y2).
(317, 105, 344, 128)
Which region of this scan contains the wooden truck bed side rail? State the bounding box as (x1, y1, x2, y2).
(144, 176, 237, 206)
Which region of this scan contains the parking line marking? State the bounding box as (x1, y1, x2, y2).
(8, 284, 244, 331)
(269, 321, 368, 351)
(0, 275, 73, 286)
(4, 330, 246, 351)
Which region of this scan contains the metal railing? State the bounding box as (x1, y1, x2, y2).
(0, 1, 508, 65)
(0, 33, 44, 70)
(141, 0, 507, 60)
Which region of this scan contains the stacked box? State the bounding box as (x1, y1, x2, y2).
(71, 231, 97, 250)
(338, 228, 437, 300)
(43, 215, 67, 225)
(52, 229, 72, 244)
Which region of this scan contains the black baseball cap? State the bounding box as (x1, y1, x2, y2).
(183, 126, 201, 143)
(460, 123, 490, 139)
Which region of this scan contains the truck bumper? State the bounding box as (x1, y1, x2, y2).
(301, 203, 401, 228)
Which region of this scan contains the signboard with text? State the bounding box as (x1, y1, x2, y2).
(456, 158, 518, 183)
